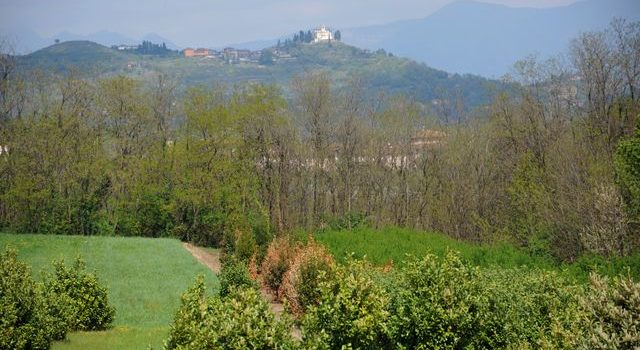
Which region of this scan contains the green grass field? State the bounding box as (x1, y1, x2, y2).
(310, 227, 640, 282)
(0, 233, 219, 350)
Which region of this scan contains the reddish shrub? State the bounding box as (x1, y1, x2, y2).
(279, 238, 335, 316)
(259, 236, 298, 297)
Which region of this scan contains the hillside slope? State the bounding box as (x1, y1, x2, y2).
(19, 40, 132, 73)
(17, 40, 510, 110)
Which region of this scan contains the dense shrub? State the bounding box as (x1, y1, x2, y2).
(165, 275, 296, 350)
(279, 239, 335, 316)
(301, 259, 391, 349)
(0, 249, 69, 350)
(390, 252, 484, 349)
(475, 269, 584, 349)
(259, 236, 298, 297)
(389, 252, 583, 349)
(218, 258, 258, 297)
(579, 273, 640, 349)
(45, 257, 115, 331)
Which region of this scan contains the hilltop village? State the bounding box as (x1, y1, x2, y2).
(182, 25, 340, 64)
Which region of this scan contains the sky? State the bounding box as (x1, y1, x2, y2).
(0, 0, 581, 47)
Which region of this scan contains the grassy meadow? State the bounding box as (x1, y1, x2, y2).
(0, 233, 219, 350)
(310, 227, 640, 282)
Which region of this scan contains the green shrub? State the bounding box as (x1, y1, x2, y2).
(579, 273, 640, 349)
(165, 275, 296, 350)
(218, 258, 258, 297)
(301, 259, 391, 349)
(389, 252, 584, 349)
(45, 256, 115, 331)
(476, 268, 584, 349)
(390, 252, 484, 349)
(0, 249, 69, 350)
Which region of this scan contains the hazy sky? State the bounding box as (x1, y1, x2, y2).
(0, 0, 580, 46)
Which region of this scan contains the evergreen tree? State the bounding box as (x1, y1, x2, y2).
(334, 30, 341, 41)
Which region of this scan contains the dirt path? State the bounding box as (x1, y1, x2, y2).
(183, 243, 221, 273)
(182, 242, 300, 338)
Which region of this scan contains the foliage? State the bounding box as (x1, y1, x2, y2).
(301, 258, 392, 349)
(505, 151, 552, 253)
(165, 275, 296, 350)
(218, 258, 258, 298)
(259, 236, 297, 296)
(45, 256, 115, 331)
(0, 233, 220, 350)
(0, 248, 67, 350)
(474, 268, 584, 349)
(615, 120, 640, 227)
(579, 273, 640, 349)
(389, 253, 484, 349)
(279, 238, 335, 316)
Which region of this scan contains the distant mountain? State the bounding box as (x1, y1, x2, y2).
(342, 0, 640, 77)
(18, 41, 131, 72)
(53, 30, 138, 47)
(16, 40, 512, 112)
(2, 29, 182, 54)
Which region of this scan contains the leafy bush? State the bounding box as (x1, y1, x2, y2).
(389, 252, 584, 349)
(475, 269, 584, 349)
(259, 236, 297, 297)
(390, 252, 484, 349)
(165, 275, 296, 350)
(218, 258, 258, 297)
(279, 239, 335, 316)
(301, 259, 391, 349)
(45, 257, 115, 331)
(579, 273, 640, 349)
(0, 249, 69, 350)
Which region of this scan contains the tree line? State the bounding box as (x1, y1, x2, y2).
(0, 19, 638, 261)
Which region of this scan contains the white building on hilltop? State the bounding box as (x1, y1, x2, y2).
(313, 25, 333, 43)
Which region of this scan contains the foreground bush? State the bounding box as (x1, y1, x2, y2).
(390, 253, 484, 349)
(301, 259, 391, 349)
(165, 275, 296, 350)
(389, 252, 584, 349)
(45, 257, 115, 331)
(579, 273, 640, 349)
(279, 239, 335, 316)
(0, 249, 69, 350)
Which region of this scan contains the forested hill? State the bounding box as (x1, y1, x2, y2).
(16, 40, 511, 110)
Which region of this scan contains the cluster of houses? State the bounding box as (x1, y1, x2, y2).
(182, 25, 334, 64)
(183, 47, 262, 63)
(183, 47, 295, 64)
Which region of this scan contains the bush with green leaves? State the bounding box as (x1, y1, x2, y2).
(218, 258, 258, 297)
(389, 252, 484, 349)
(165, 275, 296, 350)
(0, 249, 69, 350)
(578, 273, 640, 349)
(301, 259, 391, 349)
(45, 257, 115, 331)
(476, 269, 585, 349)
(388, 252, 584, 349)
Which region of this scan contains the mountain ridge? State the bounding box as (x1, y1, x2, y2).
(342, 0, 640, 77)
